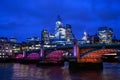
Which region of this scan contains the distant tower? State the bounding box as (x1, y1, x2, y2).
(41, 29, 50, 44)
(82, 31, 88, 41)
(81, 31, 90, 44)
(66, 24, 75, 42)
(55, 15, 66, 40)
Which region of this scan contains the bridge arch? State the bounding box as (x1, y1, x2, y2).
(46, 50, 73, 56)
(45, 50, 73, 62)
(16, 54, 24, 59)
(79, 49, 119, 63)
(27, 53, 40, 60)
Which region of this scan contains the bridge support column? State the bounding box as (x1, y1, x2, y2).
(73, 40, 79, 58)
(73, 41, 77, 57)
(23, 50, 26, 58)
(73, 40, 81, 62)
(40, 44, 44, 57)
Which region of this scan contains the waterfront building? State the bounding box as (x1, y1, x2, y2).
(27, 37, 40, 43)
(0, 37, 12, 58)
(98, 27, 113, 43)
(21, 42, 29, 51)
(21, 42, 40, 52)
(26, 37, 40, 51)
(0, 37, 22, 58)
(0, 42, 12, 59)
(11, 43, 21, 54)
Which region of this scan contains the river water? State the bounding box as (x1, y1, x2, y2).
(0, 63, 120, 80)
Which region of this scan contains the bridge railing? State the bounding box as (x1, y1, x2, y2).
(44, 45, 73, 50)
(78, 43, 120, 48)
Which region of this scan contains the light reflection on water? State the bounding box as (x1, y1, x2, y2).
(0, 63, 120, 80)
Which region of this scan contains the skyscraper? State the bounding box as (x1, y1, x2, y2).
(55, 16, 66, 40)
(98, 27, 113, 43)
(66, 24, 75, 42)
(41, 29, 50, 44)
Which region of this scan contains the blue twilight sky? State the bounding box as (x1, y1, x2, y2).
(0, 0, 120, 42)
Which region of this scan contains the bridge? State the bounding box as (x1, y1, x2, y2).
(14, 42, 120, 68)
(38, 42, 120, 64)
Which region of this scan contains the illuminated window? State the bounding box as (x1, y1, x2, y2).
(2, 53, 5, 55)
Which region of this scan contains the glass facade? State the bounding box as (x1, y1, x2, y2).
(98, 27, 113, 43)
(41, 29, 50, 44)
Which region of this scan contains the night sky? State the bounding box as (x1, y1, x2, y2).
(0, 0, 120, 42)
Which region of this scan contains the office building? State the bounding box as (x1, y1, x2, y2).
(98, 27, 113, 43)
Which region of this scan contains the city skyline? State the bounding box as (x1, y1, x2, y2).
(0, 0, 120, 42)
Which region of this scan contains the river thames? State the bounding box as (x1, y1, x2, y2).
(0, 63, 120, 80)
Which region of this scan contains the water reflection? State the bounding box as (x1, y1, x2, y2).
(102, 63, 120, 80)
(62, 68, 71, 80)
(0, 63, 13, 80)
(0, 63, 120, 80)
(12, 63, 50, 80)
(12, 64, 72, 80)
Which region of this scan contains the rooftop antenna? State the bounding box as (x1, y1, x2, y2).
(57, 15, 62, 22)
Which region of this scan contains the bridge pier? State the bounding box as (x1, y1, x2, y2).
(40, 44, 44, 57)
(23, 50, 26, 58)
(69, 62, 103, 71)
